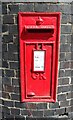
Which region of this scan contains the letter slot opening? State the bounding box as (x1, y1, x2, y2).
(25, 25, 54, 33)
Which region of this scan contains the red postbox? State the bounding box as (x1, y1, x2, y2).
(19, 12, 60, 102)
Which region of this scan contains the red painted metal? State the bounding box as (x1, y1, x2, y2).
(19, 12, 60, 102)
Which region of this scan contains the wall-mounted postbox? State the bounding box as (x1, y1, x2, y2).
(19, 12, 60, 102)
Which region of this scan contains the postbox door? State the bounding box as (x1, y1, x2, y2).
(25, 42, 55, 99)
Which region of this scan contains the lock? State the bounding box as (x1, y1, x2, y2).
(19, 12, 60, 102)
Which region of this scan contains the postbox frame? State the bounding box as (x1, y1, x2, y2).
(19, 12, 60, 102)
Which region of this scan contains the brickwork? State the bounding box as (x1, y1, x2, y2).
(0, 1, 2, 119)
(1, 2, 73, 120)
(0, 0, 73, 3)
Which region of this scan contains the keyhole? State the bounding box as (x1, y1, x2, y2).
(38, 44, 42, 49)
